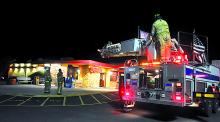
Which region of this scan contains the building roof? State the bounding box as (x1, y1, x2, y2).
(66, 60, 124, 69)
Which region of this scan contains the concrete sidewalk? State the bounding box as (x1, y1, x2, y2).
(0, 85, 118, 97)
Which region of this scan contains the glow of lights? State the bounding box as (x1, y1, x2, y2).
(176, 83, 182, 87)
(109, 71, 113, 75)
(176, 96, 182, 101)
(15, 64, 19, 67)
(174, 59, 181, 63)
(77, 69, 80, 73)
(37, 67, 44, 71)
(32, 68, 37, 72)
(9, 68, 13, 71)
(26, 68, 30, 73)
(32, 64, 38, 67)
(10, 64, 13, 67)
(14, 68, 18, 72)
(44, 64, 50, 67)
(195, 74, 207, 78)
(26, 63, 31, 67)
(125, 92, 130, 96)
(20, 63, 25, 67)
(141, 61, 160, 66)
(19, 68, 24, 73)
(155, 69, 159, 73)
(185, 55, 188, 60)
(152, 62, 160, 65)
(177, 56, 181, 60)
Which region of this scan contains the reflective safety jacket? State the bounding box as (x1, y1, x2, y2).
(151, 19, 170, 37)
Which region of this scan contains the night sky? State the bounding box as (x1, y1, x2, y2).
(2, 1, 219, 62)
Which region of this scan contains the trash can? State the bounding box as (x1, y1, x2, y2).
(65, 77, 72, 88)
(35, 76, 40, 85)
(10, 78, 17, 85)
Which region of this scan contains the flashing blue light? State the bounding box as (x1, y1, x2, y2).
(165, 83, 172, 86)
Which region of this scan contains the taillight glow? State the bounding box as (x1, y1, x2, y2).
(125, 92, 130, 96)
(176, 96, 182, 100)
(176, 83, 182, 87)
(177, 56, 181, 60)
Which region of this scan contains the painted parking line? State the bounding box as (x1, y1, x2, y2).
(0, 96, 16, 104)
(100, 94, 112, 101)
(103, 93, 119, 101)
(17, 97, 33, 106)
(93, 94, 111, 103)
(66, 96, 81, 106)
(40, 97, 50, 106)
(63, 97, 66, 106)
(81, 95, 98, 105)
(0, 92, 119, 107)
(91, 95, 101, 104)
(110, 92, 118, 96)
(22, 97, 47, 106)
(0, 95, 15, 102)
(0, 96, 30, 105)
(79, 96, 84, 105)
(45, 97, 64, 106)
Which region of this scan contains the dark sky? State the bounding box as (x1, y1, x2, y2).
(2, 1, 219, 62)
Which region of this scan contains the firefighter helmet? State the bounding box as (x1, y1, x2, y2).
(154, 13, 162, 20)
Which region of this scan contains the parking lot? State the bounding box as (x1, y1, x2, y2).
(0, 92, 119, 107)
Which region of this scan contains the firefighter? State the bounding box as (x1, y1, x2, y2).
(44, 69, 52, 93)
(57, 69, 64, 95)
(207, 84, 219, 93)
(212, 84, 219, 93)
(151, 13, 172, 62)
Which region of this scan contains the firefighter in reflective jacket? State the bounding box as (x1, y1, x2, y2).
(212, 84, 219, 93)
(44, 69, 52, 93)
(151, 13, 172, 62)
(57, 69, 64, 95)
(207, 84, 219, 93)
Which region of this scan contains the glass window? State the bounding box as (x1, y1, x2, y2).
(196, 82, 205, 92)
(139, 68, 163, 89)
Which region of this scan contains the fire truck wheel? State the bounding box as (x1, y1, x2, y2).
(202, 100, 212, 117)
(123, 107, 133, 113)
(122, 100, 135, 113)
(212, 99, 219, 113)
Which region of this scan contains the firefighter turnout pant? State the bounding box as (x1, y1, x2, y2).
(44, 81, 51, 93)
(157, 33, 172, 62)
(57, 81, 63, 95)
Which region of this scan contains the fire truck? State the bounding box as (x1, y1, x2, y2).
(98, 32, 220, 116)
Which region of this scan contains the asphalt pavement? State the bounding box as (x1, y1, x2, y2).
(1, 85, 220, 122)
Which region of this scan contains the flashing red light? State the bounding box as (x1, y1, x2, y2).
(176, 83, 182, 87)
(185, 55, 188, 60)
(172, 94, 184, 102)
(176, 96, 182, 101)
(170, 51, 189, 64)
(125, 92, 130, 96)
(119, 85, 125, 97)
